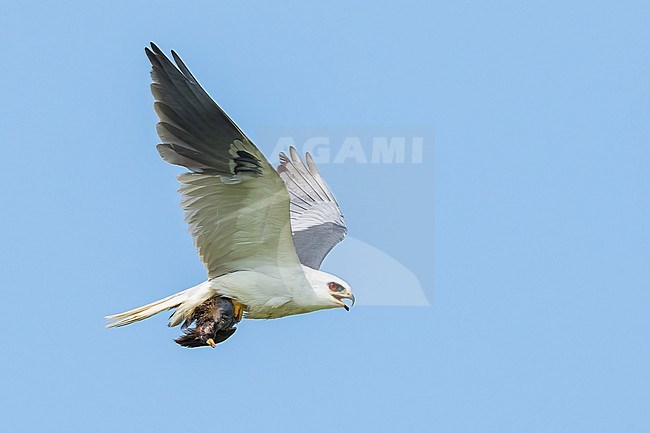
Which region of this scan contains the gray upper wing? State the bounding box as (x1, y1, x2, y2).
(145, 44, 303, 280)
(276, 147, 348, 269)
(145, 42, 261, 177)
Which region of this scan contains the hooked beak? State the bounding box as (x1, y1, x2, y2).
(334, 292, 356, 311)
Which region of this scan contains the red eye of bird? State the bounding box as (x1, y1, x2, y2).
(328, 282, 339, 291)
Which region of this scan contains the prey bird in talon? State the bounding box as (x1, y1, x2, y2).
(105, 43, 355, 348)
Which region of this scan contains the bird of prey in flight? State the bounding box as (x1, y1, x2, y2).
(106, 43, 354, 348)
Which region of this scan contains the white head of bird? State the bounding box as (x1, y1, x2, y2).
(302, 266, 355, 311)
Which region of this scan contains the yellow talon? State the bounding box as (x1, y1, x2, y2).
(232, 301, 244, 322)
(206, 339, 216, 348)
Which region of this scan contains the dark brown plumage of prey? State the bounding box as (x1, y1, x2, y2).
(105, 43, 354, 349)
(175, 297, 237, 348)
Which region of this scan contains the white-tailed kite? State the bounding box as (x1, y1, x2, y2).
(106, 43, 354, 348)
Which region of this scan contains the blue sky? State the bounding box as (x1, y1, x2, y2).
(1, 1, 649, 432)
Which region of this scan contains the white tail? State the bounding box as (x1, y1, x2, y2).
(105, 289, 193, 328)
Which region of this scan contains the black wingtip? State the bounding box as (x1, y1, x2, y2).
(170, 50, 184, 68)
(147, 43, 169, 65)
(144, 46, 157, 64)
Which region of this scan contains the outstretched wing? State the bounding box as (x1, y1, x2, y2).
(277, 147, 348, 269)
(146, 43, 303, 279)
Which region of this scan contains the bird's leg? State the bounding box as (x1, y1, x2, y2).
(206, 338, 217, 348)
(232, 300, 244, 322)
